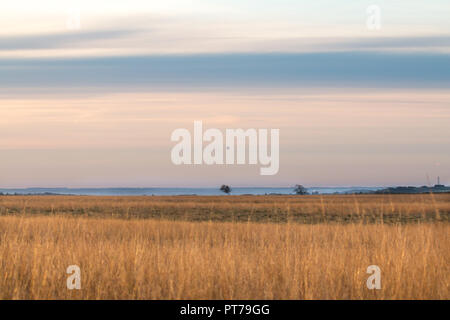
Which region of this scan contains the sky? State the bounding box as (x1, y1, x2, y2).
(0, 0, 449, 187)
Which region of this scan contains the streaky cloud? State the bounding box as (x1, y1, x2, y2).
(0, 29, 139, 50)
(328, 35, 450, 49)
(1, 52, 449, 89)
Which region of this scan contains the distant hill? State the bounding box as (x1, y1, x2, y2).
(374, 185, 450, 194)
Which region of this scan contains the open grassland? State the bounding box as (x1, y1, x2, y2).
(0, 193, 449, 224)
(0, 194, 448, 299)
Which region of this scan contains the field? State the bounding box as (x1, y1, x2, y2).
(0, 194, 448, 299)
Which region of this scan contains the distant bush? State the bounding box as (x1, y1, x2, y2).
(294, 184, 308, 195)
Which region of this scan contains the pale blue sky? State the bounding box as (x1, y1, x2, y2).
(0, 1, 449, 187)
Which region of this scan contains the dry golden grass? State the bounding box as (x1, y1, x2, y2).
(1, 193, 449, 223)
(0, 194, 448, 299)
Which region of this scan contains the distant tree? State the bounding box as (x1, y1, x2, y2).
(220, 185, 232, 194)
(294, 184, 308, 195)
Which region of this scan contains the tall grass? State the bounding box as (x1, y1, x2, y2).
(0, 195, 448, 299)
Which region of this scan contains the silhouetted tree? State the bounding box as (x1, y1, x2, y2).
(220, 185, 232, 194)
(294, 184, 308, 195)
